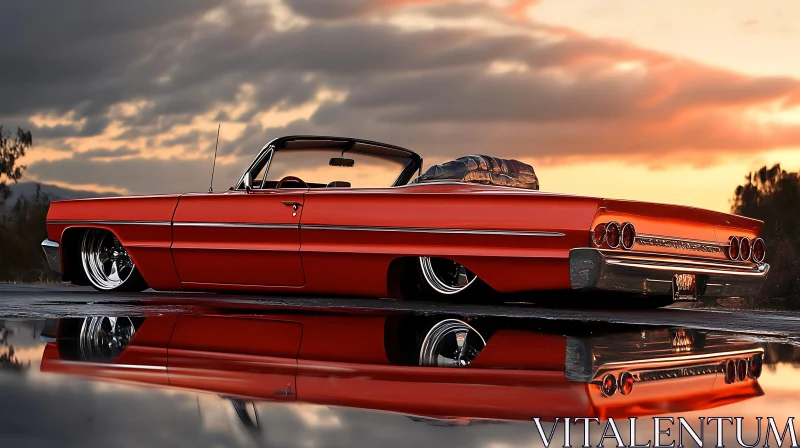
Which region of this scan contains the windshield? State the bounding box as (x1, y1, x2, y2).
(254, 149, 412, 188)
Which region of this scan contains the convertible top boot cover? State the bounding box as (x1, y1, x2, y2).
(412, 155, 539, 190)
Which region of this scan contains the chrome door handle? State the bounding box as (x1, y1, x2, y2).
(281, 201, 301, 211)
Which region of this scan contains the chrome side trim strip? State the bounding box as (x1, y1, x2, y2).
(56, 360, 167, 371)
(47, 220, 171, 226)
(49, 219, 565, 236)
(173, 222, 296, 229)
(301, 224, 565, 237)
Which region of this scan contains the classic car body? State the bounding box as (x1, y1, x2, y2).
(39, 310, 765, 422)
(41, 135, 770, 305)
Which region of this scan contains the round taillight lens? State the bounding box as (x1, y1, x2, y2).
(606, 222, 621, 249)
(601, 373, 617, 397)
(751, 238, 765, 263)
(728, 236, 740, 260)
(736, 359, 747, 382)
(621, 223, 636, 250)
(725, 360, 736, 384)
(619, 371, 634, 395)
(740, 237, 751, 261)
(592, 223, 607, 247)
(749, 354, 763, 379)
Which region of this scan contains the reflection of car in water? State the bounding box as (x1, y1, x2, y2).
(39, 309, 764, 422)
(41, 135, 769, 306)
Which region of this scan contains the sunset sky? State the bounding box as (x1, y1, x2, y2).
(4, 0, 800, 212)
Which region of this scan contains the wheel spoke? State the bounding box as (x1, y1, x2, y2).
(419, 319, 486, 367)
(419, 257, 477, 295)
(456, 266, 469, 286)
(81, 229, 137, 290)
(108, 260, 121, 282)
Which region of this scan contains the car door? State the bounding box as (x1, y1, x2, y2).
(171, 189, 306, 287)
(167, 316, 302, 401)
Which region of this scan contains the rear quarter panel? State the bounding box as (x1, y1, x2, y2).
(46, 195, 182, 290)
(592, 199, 764, 259)
(300, 184, 602, 295)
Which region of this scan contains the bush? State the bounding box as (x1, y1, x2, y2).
(732, 164, 800, 308)
(0, 184, 56, 282)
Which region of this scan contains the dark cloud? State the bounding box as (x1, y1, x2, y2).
(283, 0, 372, 19)
(27, 152, 244, 194)
(78, 146, 141, 159)
(7, 0, 800, 193)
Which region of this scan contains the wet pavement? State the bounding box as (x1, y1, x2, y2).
(0, 285, 798, 447)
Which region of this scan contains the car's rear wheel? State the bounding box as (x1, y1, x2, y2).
(80, 229, 148, 292)
(418, 257, 479, 296)
(418, 319, 486, 367)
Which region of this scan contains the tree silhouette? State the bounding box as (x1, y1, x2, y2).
(0, 126, 33, 207)
(0, 126, 54, 282)
(0, 324, 30, 372)
(732, 164, 800, 305)
(0, 184, 54, 281)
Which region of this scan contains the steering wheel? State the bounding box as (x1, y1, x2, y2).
(276, 175, 310, 189)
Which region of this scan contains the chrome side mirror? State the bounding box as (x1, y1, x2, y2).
(244, 172, 253, 193)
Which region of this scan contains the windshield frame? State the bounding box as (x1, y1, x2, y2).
(234, 136, 423, 190)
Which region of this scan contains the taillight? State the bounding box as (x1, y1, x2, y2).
(619, 372, 634, 395)
(621, 223, 636, 250)
(592, 223, 607, 247)
(749, 354, 763, 379)
(728, 236, 740, 260)
(606, 222, 621, 249)
(601, 373, 618, 397)
(725, 360, 736, 384)
(736, 359, 748, 382)
(739, 237, 751, 261)
(751, 238, 766, 263)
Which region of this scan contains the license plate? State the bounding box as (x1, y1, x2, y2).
(672, 274, 697, 301)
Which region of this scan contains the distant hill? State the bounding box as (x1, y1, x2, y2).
(6, 181, 121, 204)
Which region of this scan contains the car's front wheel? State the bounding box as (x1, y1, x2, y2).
(80, 229, 148, 292)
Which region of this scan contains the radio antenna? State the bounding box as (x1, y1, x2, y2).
(208, 123, 221, 193)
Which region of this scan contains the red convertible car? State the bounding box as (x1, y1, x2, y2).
(41, 135, 769, 306)
(39, 310, 765, 422)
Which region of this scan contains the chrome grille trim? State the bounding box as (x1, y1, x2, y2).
(635, 233, 726, 253)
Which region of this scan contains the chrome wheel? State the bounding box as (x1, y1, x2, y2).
(419, 319, 486, 367)
(79, 316, 136, 362)
(419, 257, 477, 295)
(81, 229, 136, 290)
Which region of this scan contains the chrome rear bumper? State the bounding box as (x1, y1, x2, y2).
(569, 248, 769, 299)
(41, 239, 61, 274)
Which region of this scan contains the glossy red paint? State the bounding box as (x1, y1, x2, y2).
(46, 195, 183, 290)
(40, 313, 764, 422)
(45, 180, 765, 297)
(171, 191, 306, 287)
